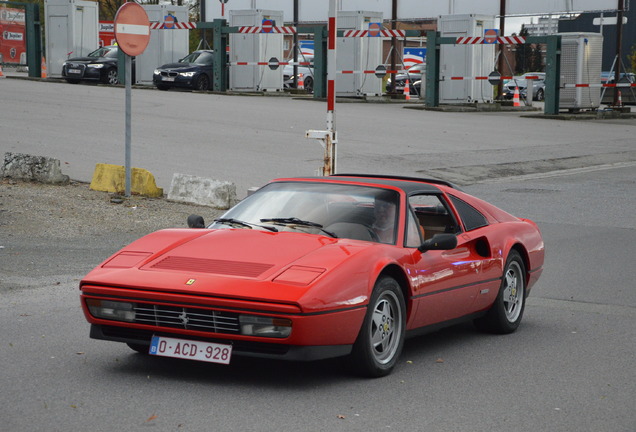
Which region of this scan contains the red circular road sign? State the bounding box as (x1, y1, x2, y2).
(114, 2, 150, 57)
(484, 29, 498, 44)
(164, 14, 176, 30)
(262, 19, 274, 33)
(368, 22, 381, 37)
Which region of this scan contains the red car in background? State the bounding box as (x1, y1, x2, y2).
(80, 174, 544, 377)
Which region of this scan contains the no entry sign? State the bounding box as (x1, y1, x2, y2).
(114, 2, 150, 57)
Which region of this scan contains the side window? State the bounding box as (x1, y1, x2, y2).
(405, 209, 422, 248)
(408, 194, 458, 242)
(448, 195, 488, 231)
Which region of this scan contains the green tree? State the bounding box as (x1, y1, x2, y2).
(628, 43, 636, 72)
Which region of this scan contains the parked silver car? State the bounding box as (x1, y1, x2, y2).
(502, 72, 546, 101)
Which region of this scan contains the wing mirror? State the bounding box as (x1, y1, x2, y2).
(418, 233, 457, 252)
(187, 214, 205, 228)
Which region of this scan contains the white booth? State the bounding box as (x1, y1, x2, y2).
(336, 11, 383, 97)
(44, 0, 98, 78)
(229, 9, 284, 92)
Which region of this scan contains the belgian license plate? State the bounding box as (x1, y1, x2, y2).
(149, 335, 232, 364)
(68, 69, 81, 74)
(162, 76, 175, 82)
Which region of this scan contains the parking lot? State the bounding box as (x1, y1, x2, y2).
(1, 76, 635, 431)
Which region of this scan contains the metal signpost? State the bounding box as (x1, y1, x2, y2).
(113, 2, 151, 197)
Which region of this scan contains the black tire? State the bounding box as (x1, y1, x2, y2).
(303, 76, 314, 93)
(347, 276, 406, 377)
(474, 250, 526, 334)
(65, 78, 80, 84)
(127, 343, 149, 354)
(535, 88, 544, 101)
(102, 68, 119, 85)
(194, 74, 210, 91)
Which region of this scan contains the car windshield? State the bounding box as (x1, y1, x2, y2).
(211, 182, 400, 244)
(180, 51, 214, 65)
(88, 47, 117, 58)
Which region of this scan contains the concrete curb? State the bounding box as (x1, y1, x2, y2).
(1, 152, 70, 184)
(167, 173, 237, 209)
(89, 163, 163, 198)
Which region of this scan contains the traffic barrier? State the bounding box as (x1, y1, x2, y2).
(513, 86, 520, 106)
(404, 79, 411, 100)
(41, 57, 47, 78)
(298, 73, 304, 90)
(563, 82, 636, 88)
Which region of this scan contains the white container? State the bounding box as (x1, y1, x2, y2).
(336, 10, 383, 97)
(558, 32, 603, 110)
(44, 0, 98, 77)
(229, 9, 284, 92)
(438, 14, 496, 104)
(136, 5, 189, 85)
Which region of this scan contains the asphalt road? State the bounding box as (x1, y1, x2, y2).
(1, 78, 635, 431)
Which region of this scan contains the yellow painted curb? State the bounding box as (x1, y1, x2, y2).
(90, 163, 163, 198)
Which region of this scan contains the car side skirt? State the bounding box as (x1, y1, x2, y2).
(405, 311, 486, 339)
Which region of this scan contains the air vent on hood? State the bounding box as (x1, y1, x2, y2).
(149, 256, 274, 278)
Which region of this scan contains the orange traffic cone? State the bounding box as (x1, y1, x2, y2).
(404, 79, 411, 100)
(298, 73, 304, 90)
(41, 57, 47, 79)
(617, 90, 623, 107)
(0, 64, 5, 78)
(513, 86, 520, 107)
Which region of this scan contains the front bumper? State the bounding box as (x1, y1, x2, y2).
(153, 74, 195, 89)
(91, 324, 353, 361)
(63, 64, 102, 81)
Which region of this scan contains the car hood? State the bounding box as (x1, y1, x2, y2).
(66, 56, 112, 64)
(81, 228, 375, 309)
(157, 63, 200, 71)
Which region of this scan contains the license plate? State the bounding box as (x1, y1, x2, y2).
(149, 335, 232, 364)
(68, 69, 81, 74)
(162, 76, 175, 82)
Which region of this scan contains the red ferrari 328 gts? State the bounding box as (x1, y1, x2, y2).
(80, 174, 544, 377)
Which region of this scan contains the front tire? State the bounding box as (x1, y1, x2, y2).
(194, 74, 210, 91)
(536, 88, 545, 101)
(304, 76, 314, 93)
(347, 276, 406, 377)
(474, 250, 526, 334)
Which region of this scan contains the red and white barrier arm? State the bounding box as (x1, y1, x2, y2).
(455, 36, 526, 44)
(237, 26, 296, 34)
(150, 22, 196, 30)
(563, 83, 636, 88)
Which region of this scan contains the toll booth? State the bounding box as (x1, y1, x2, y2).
(337, 11, 383, 97)
(44, 0, 99, 78)
(229, 9, 284, 92)
(135, 5, 189, 85)
(438, 14, 496, 104)
(559, 32, 603, 110)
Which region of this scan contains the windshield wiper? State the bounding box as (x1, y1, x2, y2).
(260, 218, 337, 238)
(214, 218, 278, 232)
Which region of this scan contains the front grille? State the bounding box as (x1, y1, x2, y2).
(160, 71, 178, 77)
(133, 303, 240, 334)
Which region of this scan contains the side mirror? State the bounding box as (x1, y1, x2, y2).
(418, 233, 457, 252)
(187, 214, 205, 228)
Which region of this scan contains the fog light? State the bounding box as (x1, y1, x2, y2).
(239, 315, 292, 338)
(86, 299, 135, 322)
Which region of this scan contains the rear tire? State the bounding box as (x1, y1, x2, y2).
(346, 276, 405, 377)
(102, 68, 119, 85)
(474, 250, 526, 334)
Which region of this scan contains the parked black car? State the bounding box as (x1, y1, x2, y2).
(153, 50, 215, 91)
(62, 46, 122, 85)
